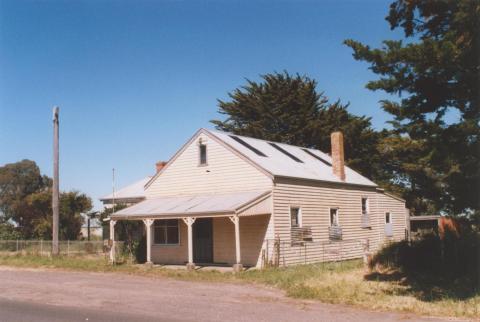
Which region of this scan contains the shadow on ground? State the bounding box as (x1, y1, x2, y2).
(365, 230, 479, 302)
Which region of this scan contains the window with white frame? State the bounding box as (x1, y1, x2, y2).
(290, 207, 301, 228)
(199, 143, 207, 165)
(361, 197, 368, 215)
(330, 208, 339, 226)
(385, 212, 391, 224)
(154, 219, 179, 245)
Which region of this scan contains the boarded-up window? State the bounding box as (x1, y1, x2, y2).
(154, 219, 179, 245)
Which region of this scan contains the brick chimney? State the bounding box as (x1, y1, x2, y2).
(331, 132, 346, 181)
(155, 161, 167, 173)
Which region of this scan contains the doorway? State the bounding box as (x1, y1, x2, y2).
(193, 218, 213, 263)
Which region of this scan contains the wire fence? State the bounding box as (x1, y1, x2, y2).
(1, 238, 369, 267)
(261, 238, 368, 268)
(0, 240, 124, 257)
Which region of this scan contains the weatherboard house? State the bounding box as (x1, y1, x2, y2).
(109, 129, 407, 270)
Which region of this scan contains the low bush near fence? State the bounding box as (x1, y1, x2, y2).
(368, 231, 479, 302)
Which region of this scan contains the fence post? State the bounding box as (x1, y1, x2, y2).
(266, 239, 269, 267)
(322, 242, 325, 263)
(274, 238, 280, 267)
(67, 240, 70, 256)
(16, 239, 19, 253)
(340, 241, 342, 262)
(304, 243, 307, 264)
(40, 240, 43, 255)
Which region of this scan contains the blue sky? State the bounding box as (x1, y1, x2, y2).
(1, 0, 403, 210)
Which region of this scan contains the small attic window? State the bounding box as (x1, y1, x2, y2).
(269, 143, 303, 163)
(229, 135, 267, 157)
(199, 143, 207, 165)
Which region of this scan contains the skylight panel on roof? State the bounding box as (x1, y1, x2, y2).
(269, 143, 303, 163)
(302, 148, 332, 166)
(229, 135, 267, 157)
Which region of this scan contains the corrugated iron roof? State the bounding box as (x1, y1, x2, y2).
(100, 176, 151, 202)
(111, 190, 271, 219)
(208, 129, 377, 187)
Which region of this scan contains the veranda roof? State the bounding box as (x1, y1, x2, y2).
(100, 176, 151, 203)
(111, 190, 271, 220)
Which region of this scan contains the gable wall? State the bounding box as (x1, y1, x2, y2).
(146, 132, 273, 198)
(272, 178, 407, 265)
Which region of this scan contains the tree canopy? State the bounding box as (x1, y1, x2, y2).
(345, 0, 479, 215)
(211, 71, 386, 181)
(0, 160, 51, 222)
(0, 160, 92, 239)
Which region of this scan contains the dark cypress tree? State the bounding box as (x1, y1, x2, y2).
(211, 71, 386, 182)
(345, 0, 479, 216)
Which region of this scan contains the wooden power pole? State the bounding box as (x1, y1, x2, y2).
(52, 106, 60, 255)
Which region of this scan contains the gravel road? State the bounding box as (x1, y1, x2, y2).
(0, 266, 458, 322)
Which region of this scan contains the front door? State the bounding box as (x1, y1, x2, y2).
(193, 218, 213, 263)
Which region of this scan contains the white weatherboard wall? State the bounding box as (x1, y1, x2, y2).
(272, 178, 407, 266)
(146, 132, 273, 198)
(376, 192, 408, 242)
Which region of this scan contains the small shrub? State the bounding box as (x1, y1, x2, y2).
(369, 229, 479, 301)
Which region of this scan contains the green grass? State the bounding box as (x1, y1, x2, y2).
(0, 254, 478, 319)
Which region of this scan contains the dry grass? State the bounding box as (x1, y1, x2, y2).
(241, 260, 480, 319)
(0, 254, 478, 320)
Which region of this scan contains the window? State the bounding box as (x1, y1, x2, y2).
(361, 197, 370, 228)
(330, 208, 339, 226)
(290, 207, 301, 228)
(385, 212, 391, 224)
(385, 212, 393, 237)
(361, 198, 368, 215)
(154, 219, 179, 245)
(290, 207, 311, 244)
(199, 144, 207, 165)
